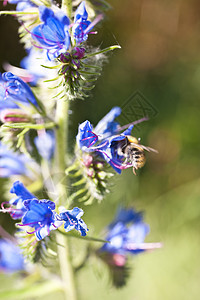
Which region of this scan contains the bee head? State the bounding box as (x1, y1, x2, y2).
(126, 135, 139, 144)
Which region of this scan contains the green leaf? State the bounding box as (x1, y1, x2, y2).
(16, 128, 29, 148)
(43, 76, 60, 82)
(0, 280, 62, 300)
(0, 10, 38, 15)
(41, 64, 62, 69)
(82, 85, 95, 91)
(58, 230, 109, 243)
(83, 45, 121, 59)
(2, 122, 55, 130)
(72, 177, 87, 186)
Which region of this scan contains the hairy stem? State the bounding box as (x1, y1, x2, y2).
(62, 0, 72, 19)
(55, 98, 68, 206)
(55, 95, 78, 300)
(57, 233, 78, 300)
(55, 0, 77, 297)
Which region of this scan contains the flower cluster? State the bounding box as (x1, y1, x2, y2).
(1, 181, 88, 241)
(66, 107, 155, 204)
(0, 0, 160, 294)
(30, 2, 94, 60)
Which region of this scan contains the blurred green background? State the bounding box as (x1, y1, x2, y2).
(1, 0, 200, 299)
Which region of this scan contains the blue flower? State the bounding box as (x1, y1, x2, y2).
(72, 1, 92, 44)
(59, 207, 88, 236)
(21, 198, 62, 241)
(31, 6, 70, 60)
(34, 130, 55, 160)
(8, 0, 36, 11)
(0, 72, 38, 109)
(0, 143, 29, 177)
(76, 107, 121, 150)
(76, 107, 153, 174)
(9, 181, 35, 219)
(0, 239, 24, 273)
(20, 49, 55, 85)
(76, 107, 129, 173)
(100, 207, 161, 255)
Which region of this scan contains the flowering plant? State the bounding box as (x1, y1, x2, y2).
(0, 0, 161, 299)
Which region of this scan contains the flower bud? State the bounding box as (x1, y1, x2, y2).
(0, 109, 32, 123)
(71, 47, 85, 59)
(60, 52, 71, 63)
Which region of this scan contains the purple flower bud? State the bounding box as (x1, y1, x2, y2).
(60, 52, 71, 63)
(82, 154, 93, 167)
(72, 47, 86, 59)
(0, 109, 31, 123)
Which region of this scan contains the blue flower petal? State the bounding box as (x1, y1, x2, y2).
(34, 130, 55, 160)
(31, 7, 70, 59)
(0, 239, 24, 273)
(76, 120, 97, 149)
(1, 72, 38, 107)
(95, 107, 121, 138)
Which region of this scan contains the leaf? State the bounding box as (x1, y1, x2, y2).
(43, 76, 60, 82)
(0, 280, 62, 300)
(83, 45, 121, 59)
(16, 128, 29, 148)
(72, 177, 87, 186)
(0, 10, 38, 15)
(81, 85, 95, 91)
(2, 122, 55, 130)
(41, 64, 62, 69)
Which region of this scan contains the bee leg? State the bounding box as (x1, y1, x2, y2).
(133, 168, 137, 175)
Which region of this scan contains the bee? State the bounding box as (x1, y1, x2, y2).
(116, 135, 158, 174)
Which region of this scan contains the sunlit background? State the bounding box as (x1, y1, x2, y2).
(0, 0, 200, 299)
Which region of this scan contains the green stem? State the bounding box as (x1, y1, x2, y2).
(57, 233, 78, 300)
(55, 0, 77, 297)
(55, 95, 78, 300)
(62, 0, 72, 19)
(55, 98, 68, 205)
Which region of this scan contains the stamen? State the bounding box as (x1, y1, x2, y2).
(81, 130, 98, 147)
(27, 229, 37, 234)
(84, 14, 104, 35)
(65, 213, 77, 226)
(17, 221, 42, 227)
(118, 116, 149, 131)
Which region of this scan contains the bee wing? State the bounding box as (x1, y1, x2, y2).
(131, 143, 158, 153)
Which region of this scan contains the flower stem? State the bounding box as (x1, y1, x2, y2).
(55, 98, 68, 206)
(57, 233, 78, 300)
(55, 96, 78, 300)
(62, 0, 72, 19)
